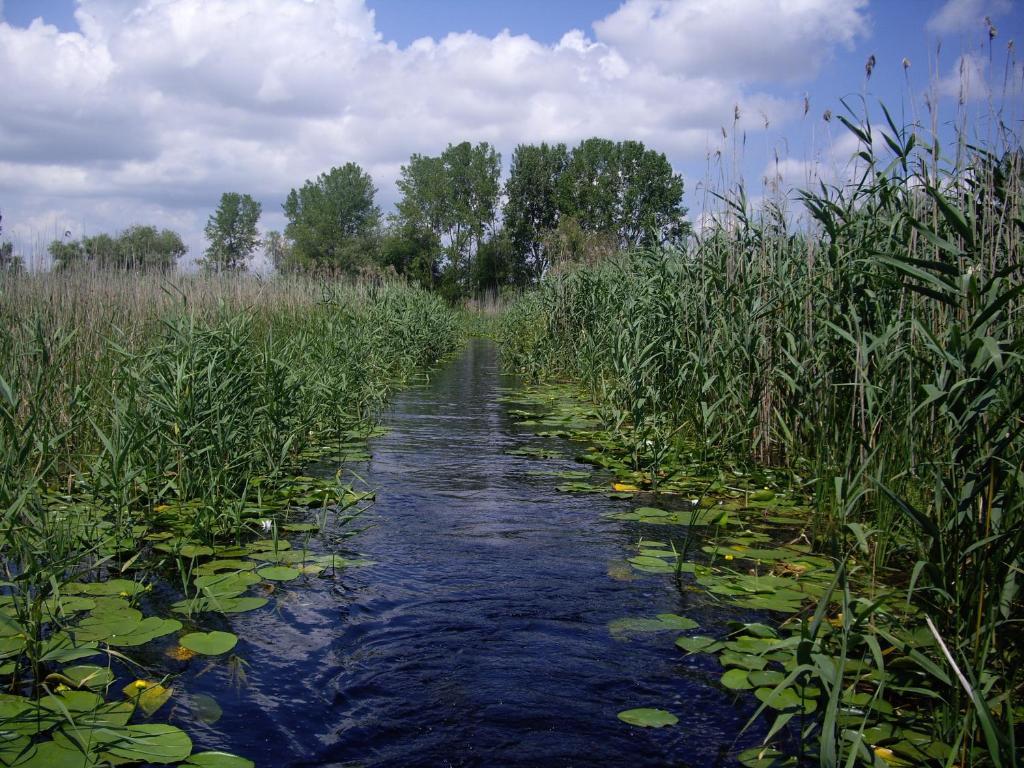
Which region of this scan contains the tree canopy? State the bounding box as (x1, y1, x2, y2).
(283, 163, 380, 273)
(504, 142, 569, 280)
(49, 225, 186, 271)
(394, 141, 501, 298)
(203, 192, 262, 272)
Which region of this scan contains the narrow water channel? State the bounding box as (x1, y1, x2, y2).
(186, 339, 760, 766)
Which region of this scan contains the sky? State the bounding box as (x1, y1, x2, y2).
(1, 0, 1021, 266)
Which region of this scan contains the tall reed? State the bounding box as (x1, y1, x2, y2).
(499, 110, 1022, 766)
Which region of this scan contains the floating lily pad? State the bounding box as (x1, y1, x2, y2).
(721, 668, 753, 690)
(194, 571, 261, 594)
(617, 708, 678, 728)
(172, 596, 268, 615)
(122, 681, 173, 716)
(64, 579, 146, 597)
(256, 566, 301, 582)
(675, 635, 724, 654)
(7, 738, 97, 767)
(755, 686, 817, 713)
(74, 607, 142, 643)
(60, 665, 114, 690)
(190, 694, 223, 725)
(101, 724, 192, 764)
(186, 752, 254, 768)
(107, 617, 182, 647)
(609, 614, 698, 635)
(180, 631, 237, 655)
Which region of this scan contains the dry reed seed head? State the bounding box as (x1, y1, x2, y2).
(865, 54, 876, 79)
(823, 109, 832, 122)
(902, 57, 910, 70)
(985, 16, 997, 40)
(734, 105, 741, 122)
(802, 95, 810, 116)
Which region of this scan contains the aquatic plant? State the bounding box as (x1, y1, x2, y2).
(498, 107, 1023, 766)
(0, 270, 462, 766)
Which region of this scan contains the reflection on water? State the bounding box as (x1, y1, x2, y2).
(181, 339, 761, 767)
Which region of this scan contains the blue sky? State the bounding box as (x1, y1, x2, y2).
(1, 0, 1021, 263)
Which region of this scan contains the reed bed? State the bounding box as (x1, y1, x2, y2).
(499, 115, 1023, 765)
(0, 269, 462, 765)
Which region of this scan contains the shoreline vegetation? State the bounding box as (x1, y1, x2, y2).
(0, 63, 1020, 768)
(498, 112, 1022, 766)
(0, 271, 462, 767)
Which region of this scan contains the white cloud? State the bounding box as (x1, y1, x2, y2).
(935, 53, 993, 101)
(0, 0, 872, 258)
(926, 0, 1012, 35)
(593, 0, 869, 83)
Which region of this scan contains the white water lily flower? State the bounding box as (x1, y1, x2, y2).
(259, 519, 272, 532)
(690, 499, 699, 505)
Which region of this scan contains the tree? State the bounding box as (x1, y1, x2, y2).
(557, 138, 688, 250)
(504, 142, 568, 280)
(115, 225, 186, 270)
(48, 225, 185, 271)
(283, 163, 380, 273)
(557, 138, 620, 236)
(394, 141, 501, 298)
(0, 211, 21, 272)
(616, 140, 688, 247)
(379, 222, 440, 287)
(203, 193, 262, 272)
(263, 230, 293, 273)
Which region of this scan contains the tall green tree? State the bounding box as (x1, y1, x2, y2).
(48, 225, 185, 271)
(117, 225, 187, 270)
(380, 222, 440, 287)
(283, 163, 380, 273)
(203, 192, 262, 272)
(557, 138, 620, 236)
(394, 141, 501, 298)
(616, 140, 687, 247)
(557, 138, 688, 250)
(263, 230, 293, 273)
(504, 142, 568, 279)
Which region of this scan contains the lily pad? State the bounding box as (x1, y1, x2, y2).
(107, 617, 181, 647)
(609, 614, 698, 635)
(675, 635, 724, 654)
(7, 738, 97, 767)
(755, 686, 817, 713)
(721, 668, 753, 690)
(186, 752, 254, 768)
(60, 665, 114, 690)
(101, 724, 193, 764)
(256, 566, 301, 582)
(190, 694, 223, 725)
(122, 681, 173, 717)
(180, 631, 238, 656)
(616, 708, 678, 728)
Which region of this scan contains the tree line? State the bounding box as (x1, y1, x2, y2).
(45, 137, 688, 299)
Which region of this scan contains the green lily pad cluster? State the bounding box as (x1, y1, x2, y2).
(0, 689, 251, 767)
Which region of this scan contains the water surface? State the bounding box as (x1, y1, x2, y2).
(185, 339, 760, 766)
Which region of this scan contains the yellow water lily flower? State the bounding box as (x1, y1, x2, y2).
(612, 482, 640, 492)
(873, 746, 898, 764)
(132, 679, 151, 689)
(724, 554, 734, 561)
(55, 683, 71, 693)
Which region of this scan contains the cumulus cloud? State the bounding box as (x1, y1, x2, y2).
(926, 0, 1012, 35)
(0, 0, 872, 259)
(593, 0, 869, 83)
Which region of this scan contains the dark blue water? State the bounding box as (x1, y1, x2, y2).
(182, 340, 760, 767)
